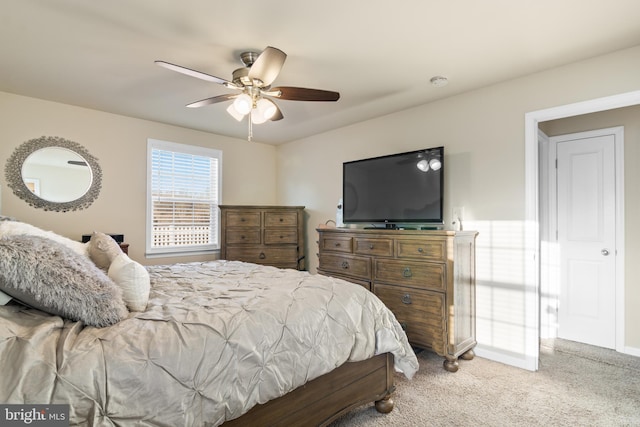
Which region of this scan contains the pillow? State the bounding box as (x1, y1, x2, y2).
(108, 253, 150, 312)
(0, 220, 16, 304)
(0, 220, 88, 257)
(0, 234, 129, 327)
(88, 231, 122, 270)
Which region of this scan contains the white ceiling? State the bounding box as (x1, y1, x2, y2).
(2, 0, 640, 145)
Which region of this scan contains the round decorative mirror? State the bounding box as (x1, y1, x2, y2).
(5, 136, 102, 212)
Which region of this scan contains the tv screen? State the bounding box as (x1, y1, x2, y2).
(342, 146, 444, 227)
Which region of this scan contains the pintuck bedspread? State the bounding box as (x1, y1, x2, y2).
(0, 260, 418, 426)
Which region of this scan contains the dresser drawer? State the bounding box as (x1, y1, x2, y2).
(225, 229, 261, 244)
(374, 259, 445, 291)
(318, 253, 370, 280)
(374, 283, 446, 354)
(226, 247, 298, 265)
(264, 229, 298, 244)
(396, 238, 447, 261)
(354, 238, 393, 257)
(264, 211, 298, 227)
(225, 211, 261, 227)
(319, 235, 353, 253)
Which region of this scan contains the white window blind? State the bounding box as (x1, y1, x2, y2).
(147, 139, 221, 255)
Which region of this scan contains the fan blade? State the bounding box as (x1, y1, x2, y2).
(270, 86, 340, 102)
(186, 94, 237, 108)
(248, 46, 286, 86)
(155, 60, 236, 87)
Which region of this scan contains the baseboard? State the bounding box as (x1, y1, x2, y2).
(622, 346, 640, 357)
(474, 345, 537, 372)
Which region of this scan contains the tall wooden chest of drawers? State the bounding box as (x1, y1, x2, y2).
(220, 205, 305, 270)
(317, 227, 477, 372)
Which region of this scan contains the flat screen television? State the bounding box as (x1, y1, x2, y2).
(342, 146, 444, 228)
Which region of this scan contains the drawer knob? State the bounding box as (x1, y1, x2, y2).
(335, 242, 341, 247)
(417, 247, 423, 253)
(241, 235, 246, 240)
(341, 261, 350, 269)
(402, 267, 412, 278)
(369, 244, 374, 250)
(259, 252, 266, 259)
(401, 294, 412, 305)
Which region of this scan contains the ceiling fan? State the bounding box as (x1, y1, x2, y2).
(155, 46, 340, 140)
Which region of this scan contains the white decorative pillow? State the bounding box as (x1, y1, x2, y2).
(0, 220, 88, 257)
(88, 231, 122, 270)
(108, 253, 150, 312)
(0, 234, 128, 327)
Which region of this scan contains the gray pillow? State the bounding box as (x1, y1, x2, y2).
(0, 234, 129, 327)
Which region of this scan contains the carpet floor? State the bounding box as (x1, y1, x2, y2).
(330, 339, 640, 426)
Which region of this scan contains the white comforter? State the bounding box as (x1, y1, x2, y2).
(0, 260, 418, 426)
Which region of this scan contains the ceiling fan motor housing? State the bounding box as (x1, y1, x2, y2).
(239, 51, 260, 67)
(232, 67, 252, 86)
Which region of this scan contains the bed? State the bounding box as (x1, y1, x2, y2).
(0, 222, 418, 426)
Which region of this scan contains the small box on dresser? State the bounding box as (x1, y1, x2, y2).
(220, 205, 305, 270)
(317, 227, 477, 372)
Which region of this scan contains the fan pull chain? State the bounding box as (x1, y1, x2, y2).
(248, 115, 253, 141)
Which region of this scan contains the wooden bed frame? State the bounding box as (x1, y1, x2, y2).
(224, 353, 395, 426)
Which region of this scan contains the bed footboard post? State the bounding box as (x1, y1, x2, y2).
(374, 392, 395, 414)
(374, 352, 396, 414)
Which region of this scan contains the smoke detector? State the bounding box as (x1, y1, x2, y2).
(430, 76, 449, 88)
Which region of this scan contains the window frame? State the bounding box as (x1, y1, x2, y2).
(145, 138, 222, 258)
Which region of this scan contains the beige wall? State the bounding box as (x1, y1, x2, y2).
(0, 91, 278, 265)
(277, 44, 640, 364)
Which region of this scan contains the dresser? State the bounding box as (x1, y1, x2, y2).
(220, 205, 305, 270)
(317, 227, 477, 372)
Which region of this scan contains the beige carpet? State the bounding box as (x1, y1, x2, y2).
(331, 339, 640, 426)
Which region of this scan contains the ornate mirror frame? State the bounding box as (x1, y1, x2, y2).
(5, 136, 102, 212)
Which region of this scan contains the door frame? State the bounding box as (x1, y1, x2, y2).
(542, 127, 624, 348)
(524, 90, 640, 371)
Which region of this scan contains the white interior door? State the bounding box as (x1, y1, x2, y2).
(556, 132, 616, 349)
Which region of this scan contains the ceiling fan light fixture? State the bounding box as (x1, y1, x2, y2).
(251, 108, 269, 124)
(256, 98, 277, 121)
(226, 103, 245, 121)
(233, 93, 252, 115)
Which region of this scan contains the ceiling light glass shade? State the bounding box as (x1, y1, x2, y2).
(429, 158, 442, 171)
(232, 93, 252, 115)
(256, 98, 277, 120)
(416, 159, 429, 172)
(251, 109, 268, 124)
(226, 103, 245, 121)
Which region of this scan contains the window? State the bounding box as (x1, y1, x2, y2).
(146, 139, 222, 256)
